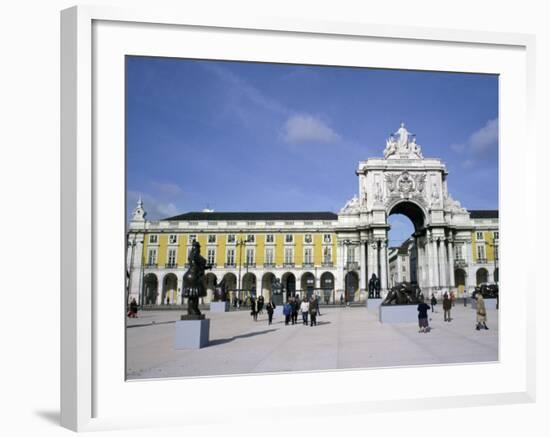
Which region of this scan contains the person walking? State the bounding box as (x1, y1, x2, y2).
(309, 297, 318, 326)
(476, 294, 489, 330)
(463, 289, 468, 307)
(443, 293, 452, 322)
(417, 297, 431, 333)
(250, 297, 258, 321)
(258, 295, 264, 314)
(266, 301, 275, 325)
(430, 293, 437, 313)
(291, 296, 299, 325)
(300, 298, 309, 325)
(128, 298, 138, 318)
(450, 291, 455, 307)
(315, 295, 322, 316)
(283, 301, 292, 325)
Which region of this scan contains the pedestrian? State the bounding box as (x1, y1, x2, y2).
(443, 292, 452, 322)
(450, 291, 455, 307)
(283, 301, 292, 325)
(250, 297, 258, 321)
(291, 297, 299, 325)
(300, 298, 309, 325)
(258, 295, 264, 314)
(340, 294, 344, 305)
(315, 295, 322, 316)
(128, 298, 138, 318)
(463, 289, 468, 307)
(476, 294, 489, 330)
(266, 301, 275, 325)
(309, 297, 318, 326)
(417, 297, 431, 333)
(430, 293, 437, 313)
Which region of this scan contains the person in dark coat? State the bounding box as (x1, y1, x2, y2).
(291, 296, 299, 324)
(417, 297, 431, 333)
(257, 295, 264, 314)
(443, 293, 452, 322)
(250, 297, 258, 321)
(128, 298, 138, 318)
(309, 297, 318, 326)
(430, 294, 437, 313)
(283, 301, 292, 325)
(266, 301, 275, 325)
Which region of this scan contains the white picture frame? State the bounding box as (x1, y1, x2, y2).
(60, 5, 536, 432)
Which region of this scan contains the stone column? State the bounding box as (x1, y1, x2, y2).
(359, 241, 367, 293)
(177, 275, 184, 305)
(425, 234, 433, 292)
(432, 238, 441, 288)
(447, 239, 455, 289)
(465, 240, 474, 292)
(380, 240, 388, 292)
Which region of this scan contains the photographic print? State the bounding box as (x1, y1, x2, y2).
(125, 57, 499, 380)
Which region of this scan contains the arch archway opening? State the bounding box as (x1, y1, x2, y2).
(320, 272, 335, 305)
(282, 272, 296, 301)
(388, 201, 426, 232)
(143, 273, 159, 305)
(162, 273, 178, 305)
(300, 272, 315, 299)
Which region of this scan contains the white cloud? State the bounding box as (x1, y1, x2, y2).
(282, 114, 341, 145)
(469, 118, 498, 154)
(150, 181, 182, 196)
(449, 119, 498, 170)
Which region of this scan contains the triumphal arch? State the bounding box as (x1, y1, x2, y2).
(337, 123, 474, 296)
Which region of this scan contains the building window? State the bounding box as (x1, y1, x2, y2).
(149, 234, 158, 244)
(226, 248, 235, 266)
(227, 234, 236, 244)
(477, 245, 486, 260)
(347, 246, 355, 263)
(246, 234, 255, 243)
(476, 231, 484, 240)
(167, 249, 176, 266)
(304, 234, 313, 244)
(147, 248, 157, 265)
(207, 234, 216, 244)
(188, 234, 197, 244)
(246, 248, 255, 265)
(207, 248, 216, 265)
(454, 244, 463, 259)
(323, 246, 332, 263)
(284, 247, 294, 264)
(285, 234, 294, 243)
(323, 234, 332, 243)
(168, 234, 177, 244)
(265, 234, 274, 243)
(493, 231, 499, 240)
(304, 248, 313, 264)
(265, 248, 274, 265)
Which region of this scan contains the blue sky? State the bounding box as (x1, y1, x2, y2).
(126, 57, 498, 245)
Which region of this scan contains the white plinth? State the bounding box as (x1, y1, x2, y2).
(210, 301, 230, 313)
(366, 298, 383, 311)
(471, 298, 498, 310)
(379, 304, 418, 323)
(174, 319, 210, 349)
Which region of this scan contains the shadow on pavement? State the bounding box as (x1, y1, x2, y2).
(208, 328, 279, 346)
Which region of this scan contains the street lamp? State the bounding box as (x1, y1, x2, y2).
(236, 235, 252, 302)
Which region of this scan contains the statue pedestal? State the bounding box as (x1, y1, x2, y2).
(471, 298, 497, 310)
(210, 301, 230, 313)
(366, 298, 383, 311)
(174, 319, 210, 349)
(379, 304, 418, 323)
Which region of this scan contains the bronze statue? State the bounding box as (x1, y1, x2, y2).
(472, 283, 498, 300)
(368, 273, 381, 298)
(381, 282, 422, 305)
(181, 241, 212, 319)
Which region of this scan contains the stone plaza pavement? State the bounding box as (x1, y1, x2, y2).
(126, 303, 498, 380)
